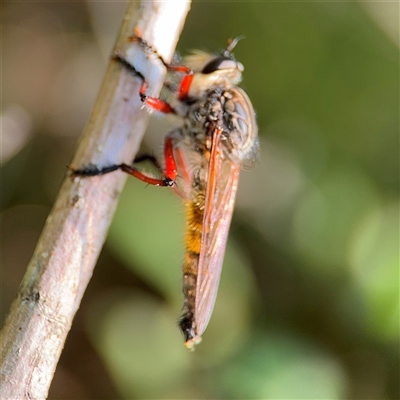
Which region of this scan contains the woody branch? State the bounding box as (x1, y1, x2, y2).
(0, 1, 191, 399)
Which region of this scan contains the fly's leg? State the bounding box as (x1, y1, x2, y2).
(71, 133, 181, 188)
(112, 51, 177, 114)
(161, 129, 193, 200)
(71, 30, 195, 188)
(124, 28, 195, 102)
(71, 160, 173, 187)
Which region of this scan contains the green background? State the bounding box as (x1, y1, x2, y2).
(2, 1, 398, 399)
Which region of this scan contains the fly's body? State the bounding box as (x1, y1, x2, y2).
(168, 62, 259, 347)
(72, 32, 259, 349)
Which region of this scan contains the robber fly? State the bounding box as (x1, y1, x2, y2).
(72, 31, 259, 349)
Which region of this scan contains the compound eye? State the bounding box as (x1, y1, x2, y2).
(202, 57, 239, 74)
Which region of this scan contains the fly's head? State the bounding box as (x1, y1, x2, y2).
(184, 37, 244, 100)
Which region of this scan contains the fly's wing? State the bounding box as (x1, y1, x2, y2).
(194, 133, 242, 337)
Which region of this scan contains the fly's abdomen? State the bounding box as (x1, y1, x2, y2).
(185, 199, 203, 256)
(179, 199, 204, 347)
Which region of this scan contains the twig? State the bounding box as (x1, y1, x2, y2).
(0, 1, 191, 398)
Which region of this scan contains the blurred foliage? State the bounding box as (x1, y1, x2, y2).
(1, 1, 399, 399)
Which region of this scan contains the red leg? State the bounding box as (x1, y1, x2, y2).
(164, 135, 178, 181)
(162, 130, 193, 199)
(138, 69, 193, 109)
(138, 81, 176, 114)
(71, 135, 183, 189)
(127, 28, 194, 103)
(128, 27, 192, 75)
(119, 164, 173, 186)
(71, 162, 174, 187)
(171, 146, 192, 199)
(177, 74, 193, 100)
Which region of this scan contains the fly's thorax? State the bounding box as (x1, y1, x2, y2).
(185, 87, 258, 168)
